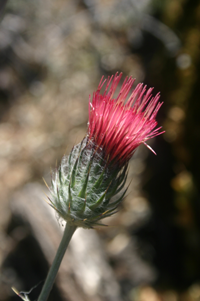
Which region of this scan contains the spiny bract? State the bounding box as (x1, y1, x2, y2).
(49, 137, 128, 228)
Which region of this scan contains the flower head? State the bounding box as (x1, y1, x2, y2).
(88, 72, 164, 166)
(48, 73, 164, 228)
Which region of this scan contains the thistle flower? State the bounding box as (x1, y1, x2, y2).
(49, 72, 164, 228)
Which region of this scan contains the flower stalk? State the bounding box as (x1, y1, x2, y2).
(37, 223, 76, 301)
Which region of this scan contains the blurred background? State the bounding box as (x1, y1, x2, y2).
(0, 0, 200, 300)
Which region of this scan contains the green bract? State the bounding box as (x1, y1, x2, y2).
(49, 137, 128, 228)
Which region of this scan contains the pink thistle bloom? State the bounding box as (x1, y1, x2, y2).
(49, 72, 164, 229)
(88, 72, 164, 165)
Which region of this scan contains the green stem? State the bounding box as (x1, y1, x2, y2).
(38, 223, 77, 301)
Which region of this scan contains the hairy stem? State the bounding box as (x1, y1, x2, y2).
(38, 223, 77, 301)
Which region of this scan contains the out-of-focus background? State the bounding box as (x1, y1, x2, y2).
(0, 0, 200, 300)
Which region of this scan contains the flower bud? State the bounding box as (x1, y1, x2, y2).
(50, 137, 127, 228)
